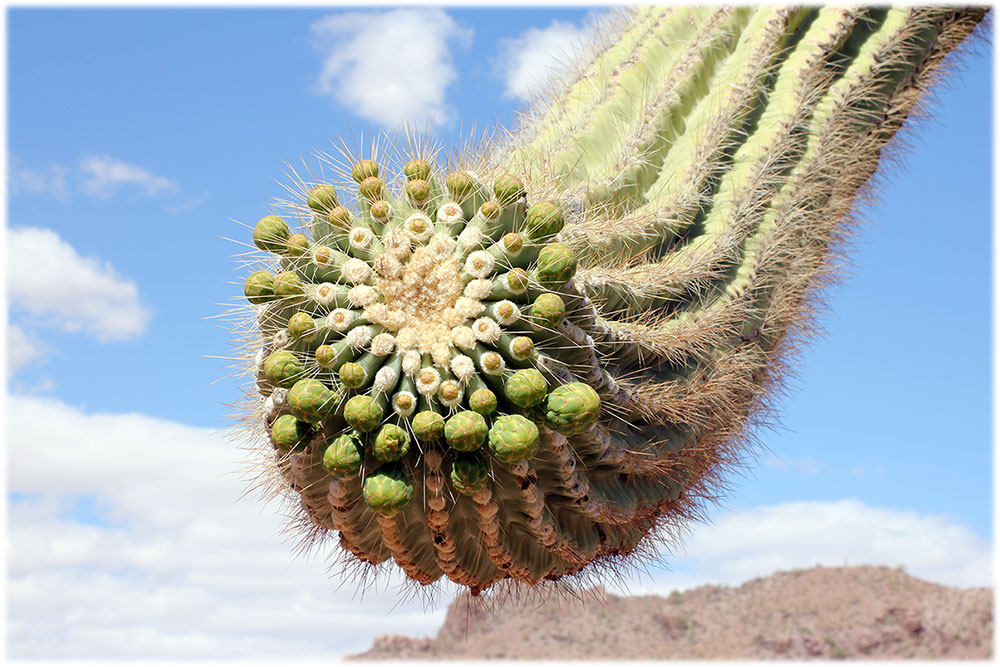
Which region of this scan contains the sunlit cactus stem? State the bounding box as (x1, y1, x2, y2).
(232, 5, 987, 595)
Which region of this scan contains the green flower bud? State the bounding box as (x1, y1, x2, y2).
(444, 410, 488, 452)
(264, 350, 305, 388)
(344, 395, 383, 433)
(363, 467, 414, 515)
(545, 382, 602, 435)
(506, 268, 529, 293)
(404, 159, 431, 182)
(270, 414, 313, 453)
(307, 184, 339, 213)
(370, 200, 392, 222)
(450, 452, 491, 495)
(373, 423, 411, 462)
(338, 362, 367, 389)
(411, 410, 445, 442)
(480, 201, 501, 221)
(272, 271, 304, 298)
(504, 368, 548, 408)
(253, 215, 291, 253)
(285, 233, 311, 257)
(525, 201, 564, 241)
(510, 336, 534, 360)
(328, 206, 353, 230)
(244, 271, 274, 304)
(406, 179, 431, 203)
(531, 292, 566, 328)
(288, 378, 338, 422)
(446, 170, 474, 199)
(315, 344, 338, 369)
(351, 159, 379, 183)
(488, 414, 539, 464)
(358, 176, 384, 201)
(502, 232, 524, 255)
(322, 432, 363, 477)
(468, 388, 498, 416)
(535, 243, 577, 288)
(287, 312, 317, 341)
(493, 173, 525, 205)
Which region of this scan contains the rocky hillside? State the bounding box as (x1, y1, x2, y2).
(349, 566, 992, 660)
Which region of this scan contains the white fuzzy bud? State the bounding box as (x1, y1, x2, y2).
(415, 367, 441, 395)
(345, 325, 372, 349)
(347, 284, 378, 308)
(438, 380, 463, 408)
(479, 351, 505, 375)
(312, 282, 339, 308)
(327, 308, 355, 332)
(373, 252, 403, 279)
(451, 326, 476, 350)
(437, 202, 463, 225)
(348, 227, 373, 250)
(271, 330, 291, 349)
(464, 250, 495, 278)
(454, 296, 485, 319)
(431, 342, 452, 368)
(458, 226, 483, 249)
(271, 388, 289, 406)
(370, 333, 396, 357)
(493, 300, 520, 325)
(392, 391, 417, 417)
(404, 213, 433, 243)
(374, 365, 399, 393)
(450, 354, 475, 381)
(472, 317, 501, 344)
(464, 278, 493, 300)
(341, 258, 371, 285)
(382, 229, 411, 258)
(402, 350, 422, 376)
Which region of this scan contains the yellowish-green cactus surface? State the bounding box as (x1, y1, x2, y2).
(234, 6, 987, 595)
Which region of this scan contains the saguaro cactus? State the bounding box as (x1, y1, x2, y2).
(233, 7, 987, 595)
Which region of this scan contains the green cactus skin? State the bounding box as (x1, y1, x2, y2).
(270, 414, 313, 453)
(322, 432, 363, 477)
(234, 6, 986, 595)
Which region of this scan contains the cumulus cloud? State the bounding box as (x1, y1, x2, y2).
(78, 154, 179, 199)
(310, 8, 472, 128)
(6, 394, 452, 659)
(6, 323, 47, 375)
(618, 499, 992, 595)
(6, 226, 152, 341)
(8, 155, 70, 198)
(497, 19, 592, 100)
(7, 395, 990, 658)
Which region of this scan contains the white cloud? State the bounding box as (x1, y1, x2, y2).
(310, 8, 472, 128)
(8, 155, 70, 198)
(618, 499, 991, 596)
(78, 154, 178, 199)
(765, 454, 821, 475)
(6, 323, 46, 375)
(6, 227, 152, 341)
(6, 394, 453, 659)
(497, 19, 592, 100)
(166, 190, 210, 214)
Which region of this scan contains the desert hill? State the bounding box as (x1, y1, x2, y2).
(349, 565, 991, 660)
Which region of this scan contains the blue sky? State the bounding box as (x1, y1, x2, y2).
(5, 7, 994, 660)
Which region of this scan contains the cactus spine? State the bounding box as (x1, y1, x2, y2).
(233, 7, 986, 595)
